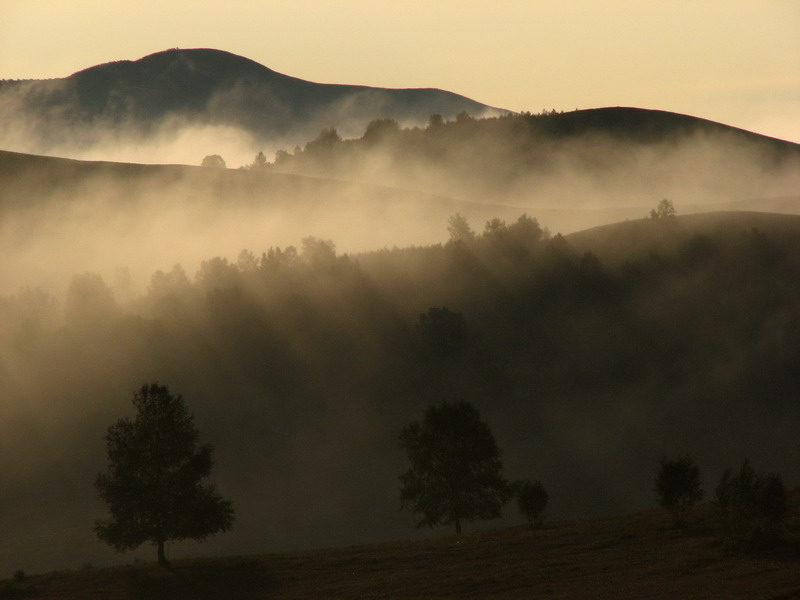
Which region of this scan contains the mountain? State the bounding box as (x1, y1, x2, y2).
(0, 48, 504, 154)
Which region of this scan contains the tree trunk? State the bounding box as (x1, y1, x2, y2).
(455, 517, 462, 535)
(157, 539, 169, 567)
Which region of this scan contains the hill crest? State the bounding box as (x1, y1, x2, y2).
(0, 48, 503, 155)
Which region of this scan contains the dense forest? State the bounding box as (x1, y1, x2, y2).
(2, 208, 799, 572)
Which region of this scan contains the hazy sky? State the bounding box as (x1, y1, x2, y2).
(1, 0, 799, 142)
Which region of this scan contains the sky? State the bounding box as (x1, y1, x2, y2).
(0, 0, 799, 143)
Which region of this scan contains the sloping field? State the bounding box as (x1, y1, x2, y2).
(4, 495, 798, 600)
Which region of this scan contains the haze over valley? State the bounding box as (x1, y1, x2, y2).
(1, 41, 799, 584)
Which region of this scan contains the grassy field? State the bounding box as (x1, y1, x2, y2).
(2, 495, 799, 600)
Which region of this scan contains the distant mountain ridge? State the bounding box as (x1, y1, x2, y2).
(0, 48, 504, 150)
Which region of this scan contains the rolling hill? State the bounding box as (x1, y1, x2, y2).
(266, 106, 800, 217)
(0, 147, 531, 295)
(0, 48, 504, 157)
(2, 194, 800, 575)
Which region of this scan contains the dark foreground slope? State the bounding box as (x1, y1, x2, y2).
(4, 495, 799, 600)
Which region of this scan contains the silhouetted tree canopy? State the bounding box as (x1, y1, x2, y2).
(715, 459, 787, 548)
(304, 127, 341, 155)
(446, 213, 475, 243)
(650, 199, 676, 220)
(515, 480, 549, 529)
(247, 151, 268, 170)
(654, 456, 703, 523)
(200, 154, 226, 168)
(94, 383, 234, 566)
(399, 401, 510, 534)
(362, 118, 400, 144)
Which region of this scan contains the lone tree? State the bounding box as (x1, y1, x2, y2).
(515, 479, 549, 529)
(95, 383, 234, 566)
(399, 400, 510, 534)
(200, 154, 226, 168)
(654, 455, 704, 524)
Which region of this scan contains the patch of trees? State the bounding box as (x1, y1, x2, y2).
(251, 109, 800, 207)
(655, 456, 789, 550)
(2, 212, 800, 564)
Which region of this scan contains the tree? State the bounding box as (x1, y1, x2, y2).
(362, 118, 400, 144)
(427, 113, 444, 130)
(483, 218, 508, 239)
(398, 401, 510, 534)
(649, 198, 676, 220)
(94, 383, 234, 566)
(515, 480, 549, 529)
(446, 213, 475, 243)
(247, 151, 268, 170)
(654, 456, 703, 523)
(715, 459, 787, 547)
(64, 272, 119, 329)
(304, 127, 341, 154)
(201, 154, 226, 168)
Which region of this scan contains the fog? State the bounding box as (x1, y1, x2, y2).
(1, 110, 800, 575)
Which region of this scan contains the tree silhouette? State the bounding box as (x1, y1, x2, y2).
(715, 459, 787, 547)
(248, 151, 268, 169)
(201, 154, 226, 168)
(362, 118, 400, 144)
(94, 383, 234, 566)
(649, 198, 676, 220)
(654, 456, 703, 524)
(399, 401, 510, 534)
(446, 213, 475, 243)
(515, 480, 549, 529)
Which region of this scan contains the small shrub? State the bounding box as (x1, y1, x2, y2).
(654, 456, 703, 524)
(716, 459, 787, 549)
(515, 480, 549, 529)
(11, 572, 23, 583)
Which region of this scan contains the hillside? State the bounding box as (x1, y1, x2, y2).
(0, 48, 502, 157)
(0, 147, 530, 295)
(266, 107, 800, 215)
(3, 496, 799, 599)
(2, 206, 800, 574)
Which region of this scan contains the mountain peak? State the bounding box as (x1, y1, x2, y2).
(69, 47, 290, 89)
(1, 48, 503, 153)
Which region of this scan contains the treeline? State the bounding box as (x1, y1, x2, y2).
(1, 212, 799, 568)
(242, 110, 612, 199)
(233, 108, 800, 207)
